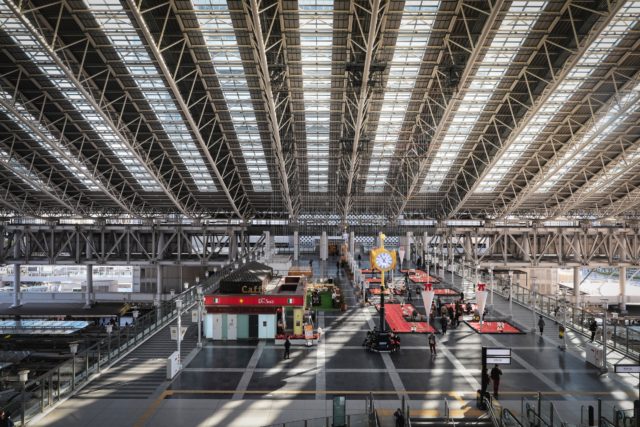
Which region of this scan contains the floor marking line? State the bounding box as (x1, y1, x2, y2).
(316, 312, 326, 400)
(363, 308, 408, 400)
(232, 340, 265, 400)
(149, 389, 630, 396)
(132, 390, 169, 427)
(483, 334, 575, 401)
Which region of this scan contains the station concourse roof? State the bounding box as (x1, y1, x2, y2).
(0, 0, 636, 226)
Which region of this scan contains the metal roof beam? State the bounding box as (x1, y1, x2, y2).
(125, 0, 253, 221)
(387, 0, 507, 221)
(0, 94, 144, 216)
(445, 0, 630, 218)
(339, 0, 386, 224)
(241, 0, 301, 221)
(496, 71, 640, 218)
(1, 0, 195, 216)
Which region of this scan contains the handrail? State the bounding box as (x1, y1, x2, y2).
(600, 416, 616, 427)
(525, 401, 552, 427)
(502, 408, 524, 427)
(6, 246, 265, 426)
(484, 397, 501, 427)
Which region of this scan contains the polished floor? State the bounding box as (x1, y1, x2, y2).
(31, 257, 640, 427)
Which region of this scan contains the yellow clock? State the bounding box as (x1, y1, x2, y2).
(370, 247, 396, 272)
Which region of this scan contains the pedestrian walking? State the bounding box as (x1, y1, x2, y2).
(283, 336, 291, 360)
(440, 315, 448, 335)
(0, 408, 14, 427)
(394, 408, 405, 427)
(538, 315, 545, 334)
(436, 296, 442, 312)
(589, 318, 598, 342)
(336, 260, 341, 276)
(428, 332, 437, 356)
(490, 364, 502, 398)
(407, 287, 412, 302)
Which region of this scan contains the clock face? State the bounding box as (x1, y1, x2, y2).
(375, 252, 393, 270)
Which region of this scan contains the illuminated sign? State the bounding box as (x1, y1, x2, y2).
(204, 295, 304, 307)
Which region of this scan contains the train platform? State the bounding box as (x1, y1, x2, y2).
(30, 258, 640, 427)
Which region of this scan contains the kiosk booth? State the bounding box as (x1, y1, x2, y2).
(204, 276, 306, 340)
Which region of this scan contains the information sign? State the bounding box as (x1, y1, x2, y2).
(486, 357, 511, 365)
(486, 348, 511, 357)
(614, 364, 640, 374)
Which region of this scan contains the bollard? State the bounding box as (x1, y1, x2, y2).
(588, 405, 595, 426)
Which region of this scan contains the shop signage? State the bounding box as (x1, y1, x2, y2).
(205, 295, 304, 307)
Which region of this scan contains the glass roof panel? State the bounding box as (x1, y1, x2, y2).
(364, 0, 439, 192)
(421, 0, 546, 192)
(0, 2, 161, 191)
(536, 83, 640, 193)
(299, 0, 333, 192)
(193, 0, 272, 192)
(476, 2, 640, 193)
(88, 0, 218, 192)
(0, 89, 100, 191)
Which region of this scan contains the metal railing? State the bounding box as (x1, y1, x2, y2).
(261, 414, 369, 427)
(2, 254, 258, 426)
(522, 395, 575, 427)
(502, 408, 525, 427)
(464, 268, 640, 360)
(484, 397, 501, 427)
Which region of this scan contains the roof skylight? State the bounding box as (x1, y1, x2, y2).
(299, 0, 333, 192)
(0, 1, 161, 191)
(0, 89, 100, 190)
(88, 0, 217, 192)
(535, 83, 640, 193)
(193, 0, 272, 192)
(421, 0, 547, 192)
(476, 2, 640, 193)
(364, 0, 439, 192)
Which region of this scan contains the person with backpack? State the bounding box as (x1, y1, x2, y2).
(393, 408, 405, 427)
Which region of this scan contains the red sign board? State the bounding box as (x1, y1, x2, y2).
(204, 295, 305, 307)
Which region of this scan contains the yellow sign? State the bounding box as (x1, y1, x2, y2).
(293, 308, 303, 336)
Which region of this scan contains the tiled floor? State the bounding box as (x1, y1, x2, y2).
(31, 258, 640, 427)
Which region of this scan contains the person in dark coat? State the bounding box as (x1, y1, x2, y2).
(394, 408, 405, 427)
(538, 315, 545, 334)
(283, 336, 291, 360)
(490, 364, 503, 398)
(440, 315, 448, 335)
(0, 409, 14, 427)
(428, 332, 437, 356)
(589, 318, 598, 342)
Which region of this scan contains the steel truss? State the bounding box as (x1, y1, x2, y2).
(0, 223, 264, 266)
(125, 0, 254, 220)
(386, 0, 506, 221)
(444, 0, 629, 218)
(496, 70, 640, 218)
(240, 0, 301, 221)
(0, 0, 204, 216)
(0, 72, 148, 215)
(338, 0, 387, 223)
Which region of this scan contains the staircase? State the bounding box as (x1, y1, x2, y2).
(73, 310, 197, 400)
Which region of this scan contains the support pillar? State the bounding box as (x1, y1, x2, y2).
(84, 265, 93, 309)
(620, 266, 627, 313)
(422, 232, 428, 268)
(12, 264, 20, 308)
(156, 264, 163, 298)
(573, 267, 580, 306)
(228, 230, 238, 261)
(293, 231, 299, 262)
(349, 231, 355, 260)
(320, 231, 328, 261)
(264, 231, 271, 261)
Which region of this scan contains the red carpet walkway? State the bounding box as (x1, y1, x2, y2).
(381, 303, 436, 334)
(465, 321, 524, 334)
